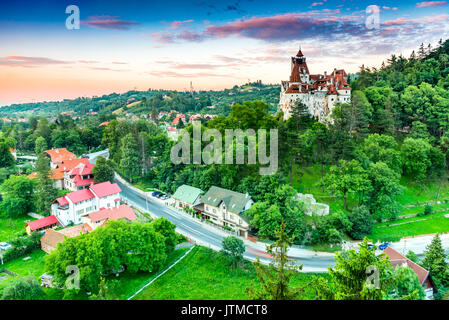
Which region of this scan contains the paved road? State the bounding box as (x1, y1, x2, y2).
(87, 149, 109, 164)
(117, 179, 335, 272)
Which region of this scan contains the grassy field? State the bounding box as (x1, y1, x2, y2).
(133, 246, 326, 300)
(292, 164, 449, 241)
(0, 217, 29, 242)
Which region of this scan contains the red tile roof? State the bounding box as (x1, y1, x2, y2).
(88, 204, 137, 223)
(69, 163, 94, 176)
(27, 215, 59, 231)
(45, 148, 76, 164)
(383, 247, 431, 286)
(54, 197, 69, 206)
(89, 181, 122, 198)
(66, 188, 95, 204)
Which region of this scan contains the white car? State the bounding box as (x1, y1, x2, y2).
(0, 242, 12, 250)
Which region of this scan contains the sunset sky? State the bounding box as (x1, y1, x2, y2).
(1, 0, 449, 105)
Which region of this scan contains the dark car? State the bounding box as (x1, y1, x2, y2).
(157, 193, 166, 199)
(368, 244, 375, 250)
(152, 191, 161, 197)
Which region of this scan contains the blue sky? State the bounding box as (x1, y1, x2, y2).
(0, 0, 448, 104)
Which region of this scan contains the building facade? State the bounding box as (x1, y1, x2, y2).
(51, 181, 122, 226)
(195, 186, 253, 238)
(278, 48, 351, 122)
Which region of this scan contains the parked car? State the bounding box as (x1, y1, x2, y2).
(0, 242, 12, 251)
(367, 243, 375, 250)
(378, 242, 390, 250)
(160, 194, 170, 200)
(152, 191, 161, 197)
(157, 193, 167, 199)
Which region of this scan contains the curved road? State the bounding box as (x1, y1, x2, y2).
(116, 179, 335, 272)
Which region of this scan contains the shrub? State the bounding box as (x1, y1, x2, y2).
(1, 276, 43, 300)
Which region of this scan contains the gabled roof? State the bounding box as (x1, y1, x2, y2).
(65, 188, 95, 204)
(89, 181, 122, 198)
(54, 197, 69, 206)
(68, 163, 94, 176)
(44, 148, 76, 164)
(172, 185, 204, 205)
(383, 247, 432, 286)
(88, 204, 137, 223)
(201, 186, 252, 214)
(27, 215, 59, 231)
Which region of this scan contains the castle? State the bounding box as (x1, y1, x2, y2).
(278, 48, 351, 121)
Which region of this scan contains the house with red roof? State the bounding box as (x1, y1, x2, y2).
(9, 148, 17, 160)
(51, 181, 122, 226)
(25, 215, 60, 235)
(383, 246, 436, 300)
(28, 158, 91, 190)
(44, 148, 77, 169)
(64, 162, 96, 191)
(279, 47, 351, 122)
(82, 204, 137, 230)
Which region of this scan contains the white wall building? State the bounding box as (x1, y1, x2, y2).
(278, 48, 352, 122)
(51, 181, 122, 226)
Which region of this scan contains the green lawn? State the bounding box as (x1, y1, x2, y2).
(132, 246, 325, 300)
(0, 217, 30, 242)
(292, 165, 449, 241)
(0, 246, 191, 300)
(371, 211, 449, 242)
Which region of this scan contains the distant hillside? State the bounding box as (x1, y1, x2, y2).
(0, 83, 280, 117)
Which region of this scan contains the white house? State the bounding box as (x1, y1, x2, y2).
(196, 186, 253, 238)
(51, 181, 122, 226)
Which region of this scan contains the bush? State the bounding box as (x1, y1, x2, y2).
(347, 206, 374, 240)
(2, 232, 42, 263)
(1, 276, 43, 300)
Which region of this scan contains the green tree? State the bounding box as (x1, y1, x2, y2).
(1, 276, 43, 300)
(34, 136, 47, 154)
(35, 153, 58, 214)
(366, 161, 403, 221)
(312, 238, 397, 300)
(401, 137, 432, 184)
(246, 221, 305, 300)
(0, 175, 34, 217)
(392, 266, 425, 300)
(222, 236, 245, 268)
(92, 156, 114, 183)
(347, 205, 374, 240)
(120, 133, 142, 179)
(322, 159, 371, 210)
(421, 234, 449, 287)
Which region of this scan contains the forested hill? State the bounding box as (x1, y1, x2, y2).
(0, 82, 280, 117)
(349, 38, 449, 140)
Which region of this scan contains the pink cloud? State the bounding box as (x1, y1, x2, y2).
(170, 19, 194, 29)
(81, 15, 139, 30)
(0, 56, 70, 67)
(416, 1, 447, 8)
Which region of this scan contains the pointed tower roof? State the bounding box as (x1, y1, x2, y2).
(296, 45, 304, 57)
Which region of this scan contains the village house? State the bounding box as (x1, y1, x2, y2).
(44, 148, 76, 169)
(383, 246, 436, 300)
(40, 224, 92, 253)
(25, 215, 60, 235)
(28, 157, 92, 190)
(64, 162, 96, 191)
(195, 186, 253, 238)
(51, 181, 122, 226)
(82, 204, 137, 230)
(172, 185, 204, 210)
